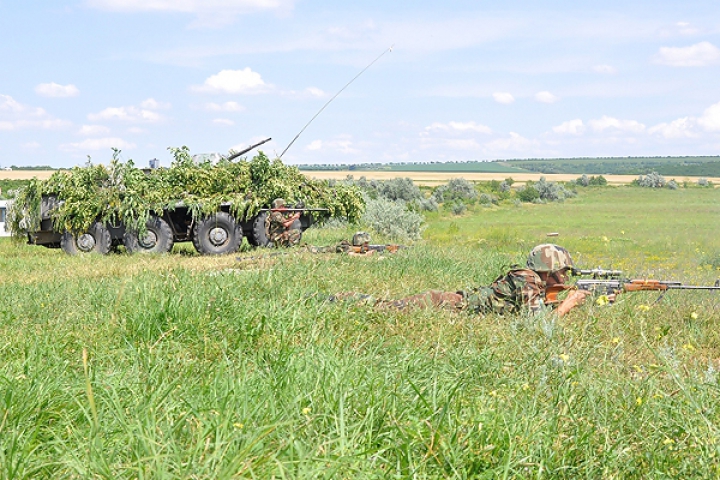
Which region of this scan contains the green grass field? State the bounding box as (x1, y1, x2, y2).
(299, 156, 720, 177)
(2, 186, 720, 478)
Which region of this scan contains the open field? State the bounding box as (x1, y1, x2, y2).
(302, 170, 720, 186)
(6, 169, 718, 187)
(0, 170, 55, 180)
(2, 186, 720, 477)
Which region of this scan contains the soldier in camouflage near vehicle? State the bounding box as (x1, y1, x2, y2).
(333, 244, 590, 316)
(266, 198, 302, 247)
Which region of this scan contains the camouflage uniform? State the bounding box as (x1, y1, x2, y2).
(266, 198, 301, 247)
(337, 244, 574, 315)
(380, 268, 545, 314)
(526, 244, 574, 273)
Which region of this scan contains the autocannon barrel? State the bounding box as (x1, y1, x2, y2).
(227, 137, 272, 161)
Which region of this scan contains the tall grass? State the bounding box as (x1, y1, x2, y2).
(1, 186, 720, 477)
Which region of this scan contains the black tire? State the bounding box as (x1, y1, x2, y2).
(60, 222, 112, 255)
(192, 211, 243, 255)
(124, 215, 174, 254)
(250, 211, 271, 247)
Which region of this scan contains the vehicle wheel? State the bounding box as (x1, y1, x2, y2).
(60, 222, 112, 255)
(192, 211, 243, 255)
(124, 215, 174, 254)
(250, 211, 271, 247)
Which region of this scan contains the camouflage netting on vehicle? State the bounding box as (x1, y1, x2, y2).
(9, 148, 365, 237)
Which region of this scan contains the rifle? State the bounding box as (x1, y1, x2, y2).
(347, 244, 407, 254)
(575, 278, 720, 304)
(307, 243, 408, 254)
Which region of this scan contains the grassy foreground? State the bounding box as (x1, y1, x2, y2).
(2, 186, 720, 478)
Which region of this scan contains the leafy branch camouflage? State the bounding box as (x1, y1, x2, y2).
(9, 148, 364, 237)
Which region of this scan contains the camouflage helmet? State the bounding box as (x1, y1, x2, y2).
(352, 231, 372, 246)
(526, 244, 574, 273)
(272, 198, 285, 209)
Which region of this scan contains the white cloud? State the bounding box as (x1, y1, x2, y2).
(306, 140, 322, 150)
(59, 137, 136, 152)
(425, 121, 492, 134)
(484, 132, 534, 152)
(192, 68, 269, 94)
(305, 87, 325, 97)
(697, 101, 720, 131)
(493, 92, 515, 104)
(78, 125, 111, 136)
(648, 117, 698, 139)
(35, 83, 80, 98)
(88, 99, 165, 123)
(213, 118, 235, 126)
(589, 115, 645, 133)
(0, 94, 71, 130)
(418, 137, 481, 151)
(658, 21, 701, 37)
(592, 64, 617, 74)
(535, 91, 559, 103)
(304, 136, 357, 154)
(140, 98, 170, 109)
(552, 119, 585, 135)
(654, 41, 720, 67)
(205, 101, 245, 112)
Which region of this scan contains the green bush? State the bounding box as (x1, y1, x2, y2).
(432, 178, 478, 203)
(361, 197, 424, 240)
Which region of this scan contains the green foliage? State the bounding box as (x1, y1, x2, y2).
(0, 179, 30, 199)
(2, 187, 720, 476)
(508, 155, 720, 176)
(10, 150, 364, 236)
(515, 184, 540, 202)
(432, 178, 478, 203)
(361, 196, 424, 240)
(532, 176, 577, 202)
(576, 174, 608, 186)
(633, 171, 667, 188)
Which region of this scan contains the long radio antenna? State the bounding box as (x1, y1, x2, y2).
(279, 45, 393, 159)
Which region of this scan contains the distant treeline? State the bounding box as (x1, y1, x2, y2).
(298, 156, 720, 176)
(506, 156, 720, 176)
(2, 165, 55, 170)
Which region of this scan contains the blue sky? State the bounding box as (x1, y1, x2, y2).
(1, 0, 720, 168)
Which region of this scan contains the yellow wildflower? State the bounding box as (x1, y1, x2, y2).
(302, 407, 311, 415)
(596, 295, 609, 306)
(636, 397, 643, 406)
